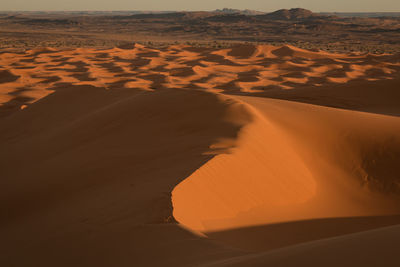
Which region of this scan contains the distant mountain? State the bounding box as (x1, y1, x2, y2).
(258, 8, 317, 20)
(214, 8, 265, 16)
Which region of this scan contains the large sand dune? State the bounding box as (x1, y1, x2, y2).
(1, 44, 400, 266)
(173, 96, 400, 232)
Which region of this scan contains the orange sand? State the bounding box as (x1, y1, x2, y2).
(1, 43, 400, 266)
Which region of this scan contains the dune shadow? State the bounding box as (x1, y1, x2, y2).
(227, 77, 400, 117)
(0, 83, 249, 266)
(206, 214, 400, 252)
(0, 69, 20, 83)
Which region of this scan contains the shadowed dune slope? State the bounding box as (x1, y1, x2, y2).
(203, 224, 400, 267)
(0, 85, 250, 267)
(206, 214, 400, 252)
(242, 77, 400, 116)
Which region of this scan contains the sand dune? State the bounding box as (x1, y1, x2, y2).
(1, 43, 400, 266)
(0, 86, 249, 266)
(173, 96, 400, 232)
(1, 43, 399, 115)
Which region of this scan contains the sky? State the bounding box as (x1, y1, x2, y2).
(1, 0, 399, 12)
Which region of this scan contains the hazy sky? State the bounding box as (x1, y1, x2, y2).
(1, 0, 400, 12)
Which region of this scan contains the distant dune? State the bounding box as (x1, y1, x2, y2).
(1, 43, 400, 266)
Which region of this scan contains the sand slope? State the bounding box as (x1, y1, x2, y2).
(1, 44, 400, 266)
(173, 96, 400, 231)
(0, 86, 249, 266)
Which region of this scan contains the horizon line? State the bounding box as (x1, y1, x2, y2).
(1, 9, 400, 13)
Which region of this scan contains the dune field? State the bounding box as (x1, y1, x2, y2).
(1, 43, 400, 266)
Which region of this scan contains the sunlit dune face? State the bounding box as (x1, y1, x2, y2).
(172, 101, 316, 232)
(173, 96, 400, 233)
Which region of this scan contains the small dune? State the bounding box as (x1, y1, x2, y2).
(1, 43, 399, 115)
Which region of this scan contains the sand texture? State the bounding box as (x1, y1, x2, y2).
(1, 43, 400, 266)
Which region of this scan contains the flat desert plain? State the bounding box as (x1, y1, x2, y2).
(1, 43, 400, 266)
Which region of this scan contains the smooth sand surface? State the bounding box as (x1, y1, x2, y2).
(1, 43, 400, 266)
(173, 96, 400, 232)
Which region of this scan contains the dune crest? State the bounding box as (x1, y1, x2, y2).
(172, 97, 316, 232)
(0, 87, 249, 266)
(172, 96, 400, 233)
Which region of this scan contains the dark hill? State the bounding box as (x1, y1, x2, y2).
(258, 8, 316, 20)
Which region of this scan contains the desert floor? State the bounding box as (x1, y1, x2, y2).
(1, 43, 400, 266)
